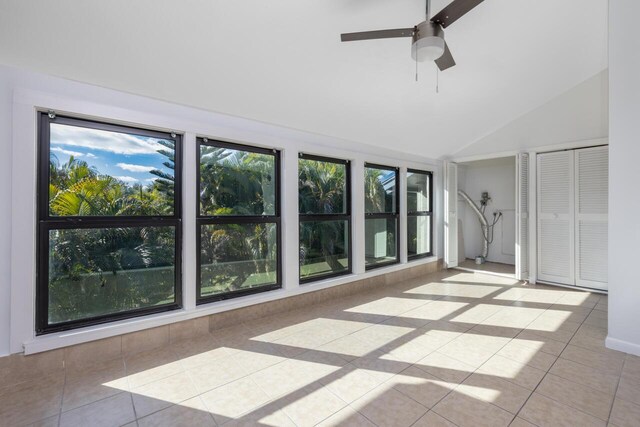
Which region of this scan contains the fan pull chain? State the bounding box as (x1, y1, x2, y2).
(415, 53, 419, 82)
(436, 67, 439, 93)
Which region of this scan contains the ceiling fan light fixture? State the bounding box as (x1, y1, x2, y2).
(411, 21, 445, 62)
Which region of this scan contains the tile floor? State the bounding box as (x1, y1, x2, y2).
(457, 260, 516, 278)
(1, 270, 638, 427)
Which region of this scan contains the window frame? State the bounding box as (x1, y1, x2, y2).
(407, 168, 434, 260)
(196, 138, 282, 304)
(36, 112, 183, 335)
(364, 163, 400, 270)
(298, 153, 352, 283)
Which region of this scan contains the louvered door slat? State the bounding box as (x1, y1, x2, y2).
(575, 146, 608, 290)
(537, 151, 574, 285)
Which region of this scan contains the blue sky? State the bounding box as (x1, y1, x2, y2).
(50, 123, 173, 187)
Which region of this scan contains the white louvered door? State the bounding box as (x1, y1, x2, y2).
(516, 153, 529, 281)
(575, 147, 608, 290)
(444, 162, 458, 268)
(537, 151, 574, 285)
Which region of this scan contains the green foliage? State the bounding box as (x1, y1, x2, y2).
(47, 147, 177, 324)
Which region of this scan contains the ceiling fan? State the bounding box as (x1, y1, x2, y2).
(340, 0, 484, 71)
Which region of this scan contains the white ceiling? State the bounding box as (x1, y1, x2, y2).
(0, 0, 608, 158)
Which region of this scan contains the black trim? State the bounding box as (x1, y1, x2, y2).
(364, 163, 400, 271)
(196, 138, 282, 305)
(407, 169, 434, 260)
(299, 153, 352, 282)
(36, 113, 183, 334)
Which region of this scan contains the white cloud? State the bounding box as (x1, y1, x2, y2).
(50, 123, 166, 155)
(115, 176, 139, 183)
(85, 153, 97, 158)
(117, 163, 155, 172)
(51, 146, 84, 157)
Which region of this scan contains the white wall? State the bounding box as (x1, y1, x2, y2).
(452, 70, 609, 158)
(458, 157, 516, 265)
(0, 64, 443, 356)
(606, 0, 640, 356)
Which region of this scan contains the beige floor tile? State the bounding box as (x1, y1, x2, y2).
(416, 351, 476, 384)
(509, 417, 538, 427)
(350, 323, 415, 350)
(560, 344, 625, 376)
(316, 406, 376, 426)
(455, 372, 532, 414)
(320, 365, 384, 403)
(351, 349, 411, 381)
(570, 325, 620, 355)
(63, 359, 129, 412)
(279, 385, 347, 427)
(64, 337, 122, 372)
(229, 342, 287, 375)
(0, 350, 64, 388)
(185, 353, 250, 394)
(480, 306, 545, 329)
(388, 365, 456, 409)
(60, 392, 135, 427)
(132, 372, 199, 418)
(497, 340, 557, 371)
(549, 357, 620, 395)
(412, 411, 457, 427)
(476, 354, 546, 391)
(170, 335, 230, 370)
(125, 347, 184, 389)
(609, 397, 640, 427)
(438, 334, 506, 368)
(351, 386, 428, 427)
(378, 332, 443, 364)
(199, 376, 271, 425)
(616, 375, 640, 406)
(536, 373, 613, 421)
(432, 391, 514, 427)
(137, 397, 215, 427)
(450, 303, 505, 324)
(513, 330, 568, 356)
(518, 393, 606, 427)
(400, 300, 469, 323)
(315, 334, 380, 362)
(0, 372, 64, 426)
(249, 357, 339, 399)
(27, 415, 60, 427)
(222, 406, 295, 427)
(622, 354, 640, 380)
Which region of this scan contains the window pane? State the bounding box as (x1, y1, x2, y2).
(408, 215, 432, 257)
(407, 172, 431, 213)
(365, 218, 397, 267)
(299, 159, 347, 214)
(200, 145, 276, 216)
(200, 223, 278, 297)
(365, 167, 396, 214)
(47, 226, 176, 324)
(300, 220, 349, 279)
(49, 123, 176, 216)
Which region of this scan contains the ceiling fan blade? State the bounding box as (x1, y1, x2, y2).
(430, 0, 484, 28)
(340, 28, 414, 42)
(435, 42, 456, 71)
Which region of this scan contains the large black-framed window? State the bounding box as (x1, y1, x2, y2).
(37, 113, 183, 334)
(299, 154, 352, 283)
(365, 163, 399, 270)
(197, 138, 281, 303)
(407, 169, 434, 259)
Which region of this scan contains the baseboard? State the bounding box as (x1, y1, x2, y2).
(606, 336, 640, 357)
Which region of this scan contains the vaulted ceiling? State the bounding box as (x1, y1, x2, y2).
(0, 0, 608, 158)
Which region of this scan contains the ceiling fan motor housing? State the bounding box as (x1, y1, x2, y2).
(411, 21, 445, 62)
